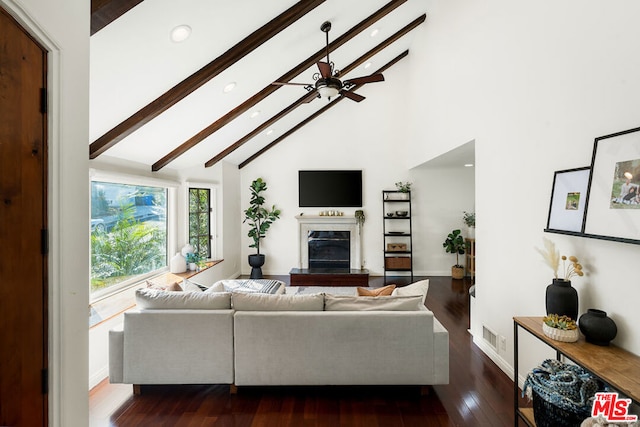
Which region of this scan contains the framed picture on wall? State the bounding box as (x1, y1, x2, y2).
(545, 167, 590, 233)
(583, 126, 640, 244)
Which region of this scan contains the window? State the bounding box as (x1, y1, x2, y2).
(90, 180, 168, 299)
(188, 187, 212, 259)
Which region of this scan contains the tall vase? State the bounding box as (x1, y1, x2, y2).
(578, 309, 617, 346)
(545, 279, 578, 320)
(248, 254, 265, 279)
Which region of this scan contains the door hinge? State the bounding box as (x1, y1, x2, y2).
(42, 368, 48, 394)
(41, 229, 48, 255)
(40, 88, 47, 114)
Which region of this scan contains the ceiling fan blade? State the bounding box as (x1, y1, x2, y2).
(272, 81, 312, 86)
(344, 73, 385, 86)
(340, 90, 365, 103)
(317, 61, 332, 79)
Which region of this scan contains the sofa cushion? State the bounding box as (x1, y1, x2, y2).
(135, 288, 232, 310)
(357, 284, 396, 296)
(324, 294, 423, 311)
(232, 293, 324, 311)
(391, 279, 430, 304)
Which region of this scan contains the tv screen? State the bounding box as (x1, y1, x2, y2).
(299, 170, 363, 207)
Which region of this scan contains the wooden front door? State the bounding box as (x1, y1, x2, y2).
(0, 7, 48, 426)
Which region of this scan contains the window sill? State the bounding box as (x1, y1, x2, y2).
(89, 260, 222, 329)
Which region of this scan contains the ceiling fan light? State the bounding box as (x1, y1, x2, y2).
(318, 85, 339, 99)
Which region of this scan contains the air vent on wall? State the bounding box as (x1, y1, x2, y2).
(482, 325, 498, 351)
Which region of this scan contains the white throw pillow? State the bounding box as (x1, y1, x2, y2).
(391, 279, 430, 305)
(232, 293, 324, 311)
(204, 281, 225, 293)
(135, 288, 231, 310)
(324, 294, 423, 311)
(181, 279, 204, 293)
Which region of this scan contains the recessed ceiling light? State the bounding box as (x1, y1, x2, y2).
(250, 110, 261, 119)
(364, 62, 372, 69)
(370, 28, 380, 37)
(170, 25, 191, 43)
(266, 129, 274, 136)
(464, 163, 474, 168)
(223, 82, 236, 93)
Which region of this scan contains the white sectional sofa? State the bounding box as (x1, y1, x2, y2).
(109, 280, 449, 391)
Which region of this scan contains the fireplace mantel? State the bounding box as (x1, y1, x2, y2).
(295, 215, 361, 270)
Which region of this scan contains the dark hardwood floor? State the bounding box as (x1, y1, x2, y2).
(90, 276, 528, 426)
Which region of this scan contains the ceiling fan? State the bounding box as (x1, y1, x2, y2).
(273, 21, 385, 102)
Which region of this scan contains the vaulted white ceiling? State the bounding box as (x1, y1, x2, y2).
(90, 0, 428, 172)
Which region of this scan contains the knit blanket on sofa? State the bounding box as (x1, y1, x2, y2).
(219, 279, 284, 294)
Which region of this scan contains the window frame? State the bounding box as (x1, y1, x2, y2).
(183, 182, 217, 261)
(89, 169, 179, 303)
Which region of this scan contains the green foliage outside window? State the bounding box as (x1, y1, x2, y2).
(91, 203, 166, 292)
(189, 188, 211, 260)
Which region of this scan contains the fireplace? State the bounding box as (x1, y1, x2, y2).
(308, 231, 350, 269)
(296, 215, 361, 270)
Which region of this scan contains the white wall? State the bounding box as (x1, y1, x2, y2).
(2, 0, 90, 426)
(410, 162, 475, 275)
(406, 0, 640, 380)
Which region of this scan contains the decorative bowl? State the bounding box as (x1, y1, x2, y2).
(542, 323, 579, 343)
(386, 213, 394, 217)
(395, 211, 408, 217)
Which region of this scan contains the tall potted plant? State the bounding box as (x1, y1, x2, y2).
(443, 229, 466, 279)
(243, 178, 281, 279)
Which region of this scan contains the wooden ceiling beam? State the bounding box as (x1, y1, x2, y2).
(238, 50, 410, 169)
(204, 14, 426, 168)
(91, 0, 144, 35)
(89, 0, 326, 159)
(151, 0, 407, 172)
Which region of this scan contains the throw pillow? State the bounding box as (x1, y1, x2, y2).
(146, 279, 182, 292)
(324, 294, 423, 311)
(232, 293, 324, 311)
(391, 279, 430, 305)
(181, 279, 204, 293)
(135, 288, 232, 310)
(357, 284, 396, 297)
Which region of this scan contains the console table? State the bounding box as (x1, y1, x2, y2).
(513, 316, 640, 426)
(289, 268, 369, 287)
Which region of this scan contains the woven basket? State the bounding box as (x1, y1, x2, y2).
(533, 389, 591, 427)
(524, 360, 602, 427)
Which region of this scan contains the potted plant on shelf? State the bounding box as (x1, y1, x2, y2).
(243, 178, 281, 279)
(463, 211, 475, 239)
(443, 229, 466, 279)
(542, 313, 579, 342)
(394, 181, 412, 199)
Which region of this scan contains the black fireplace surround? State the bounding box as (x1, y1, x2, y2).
(307, 230, 350, 269)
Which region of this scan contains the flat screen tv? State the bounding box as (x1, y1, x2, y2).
(298, 170, 362, 207)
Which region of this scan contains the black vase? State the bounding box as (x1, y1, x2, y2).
(248, 254, 265, 279)
(545, 279, 578, 320)
(579, 309, 617, 346)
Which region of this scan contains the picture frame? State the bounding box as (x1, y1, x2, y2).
(583, 126, 640, 244)
(545, 167, 590, 234)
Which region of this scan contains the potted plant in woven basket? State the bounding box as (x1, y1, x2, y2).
(443, 229, 466, 279)
(542, 314, 579, 343)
